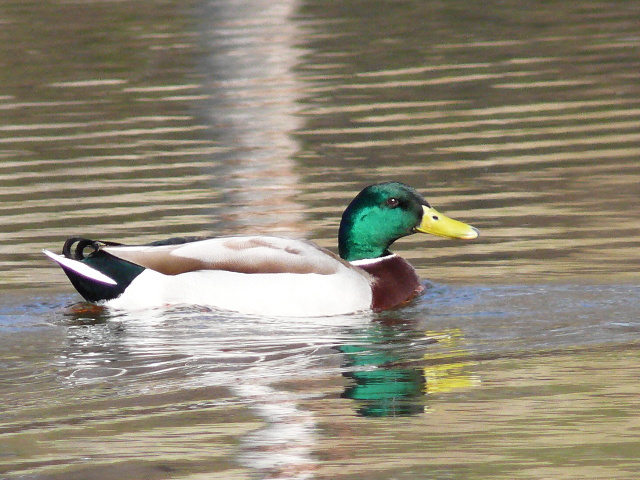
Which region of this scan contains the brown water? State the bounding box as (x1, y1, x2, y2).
(1, 1, 639, 479)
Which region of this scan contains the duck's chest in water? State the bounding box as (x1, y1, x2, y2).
(352, 255, 423, 311)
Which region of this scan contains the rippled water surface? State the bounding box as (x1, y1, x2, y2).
(1, 1, 639, 479)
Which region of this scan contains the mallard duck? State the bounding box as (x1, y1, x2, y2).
(44, 182, 478, 316)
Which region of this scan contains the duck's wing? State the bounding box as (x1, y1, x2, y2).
(102, 236, 348, 276)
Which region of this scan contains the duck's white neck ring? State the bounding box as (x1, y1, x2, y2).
(350, 254, 397, 267)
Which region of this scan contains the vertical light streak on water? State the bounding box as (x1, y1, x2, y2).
(198, 0, 307, 236)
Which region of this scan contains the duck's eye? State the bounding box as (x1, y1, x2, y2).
(386, 197, 400, 208)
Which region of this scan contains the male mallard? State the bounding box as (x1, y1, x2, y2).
(44, 182, 478, 316)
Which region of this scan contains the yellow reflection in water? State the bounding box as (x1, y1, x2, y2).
(422, 329, 480, 395)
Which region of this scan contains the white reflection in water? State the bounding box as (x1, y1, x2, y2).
(61, 306, 373, 479)
(200, 0, 306, 235)
(235, 384, 317, 479)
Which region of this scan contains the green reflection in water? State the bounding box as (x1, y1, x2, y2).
(341, 323, 478, 417)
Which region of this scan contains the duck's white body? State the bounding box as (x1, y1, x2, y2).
(46, 236, 375, 317)
(109, 267, 372, 316)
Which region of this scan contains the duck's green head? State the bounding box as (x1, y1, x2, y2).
(338, 182, 478, 261)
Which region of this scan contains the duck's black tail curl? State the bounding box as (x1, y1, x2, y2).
(51, 237, 144, 303)
(62, 236, 124, 260)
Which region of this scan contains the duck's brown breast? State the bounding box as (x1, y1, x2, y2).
(354, 255, 423, 311)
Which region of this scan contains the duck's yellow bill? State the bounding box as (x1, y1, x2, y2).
(416, 205, 479, 240)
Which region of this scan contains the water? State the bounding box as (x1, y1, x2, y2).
(1, 0, 639, 479)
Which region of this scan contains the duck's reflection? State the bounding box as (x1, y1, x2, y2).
(341, 320, 479, 417)
(58, 302, 479, 480)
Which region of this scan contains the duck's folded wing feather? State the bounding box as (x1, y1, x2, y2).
(102, 236, 349, 276)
